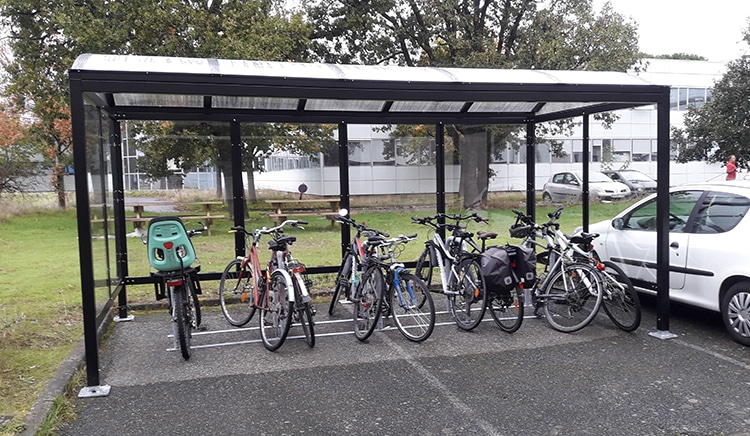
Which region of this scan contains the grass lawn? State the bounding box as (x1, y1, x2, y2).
(0, 190, 638, 433)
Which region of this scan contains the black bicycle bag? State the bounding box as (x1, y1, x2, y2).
(480, 246, 515, 297)
(509, 243, 537, 289)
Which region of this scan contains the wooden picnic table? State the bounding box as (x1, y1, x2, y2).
(125, 201, 224, 235)
(265, 198, 341, 226)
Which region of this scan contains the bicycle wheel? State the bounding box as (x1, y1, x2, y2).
(415, 246, 437, 291)
(171, 286, 191, 360)
(219, 259, 256, 327)
(187, 274, 202, 328)
(329, 253, 352, 317)
(353, 266, 385, 341)
(295, 284, 316, 347)
(600, 261, 641, 332)
(542, 262, 603, 333)
(449, 257, 487, 331)
(488, 286, 524, 333)
(259, 271, 293, 351)
(391, 272, 435, 342)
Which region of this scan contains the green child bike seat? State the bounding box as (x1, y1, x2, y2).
(147, 216, 197, 272)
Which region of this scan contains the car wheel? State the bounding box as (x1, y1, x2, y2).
(721, 282, 750, 346)
(542, 192, 552, 204)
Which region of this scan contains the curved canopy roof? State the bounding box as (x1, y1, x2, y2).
(70, 53, 668, 125)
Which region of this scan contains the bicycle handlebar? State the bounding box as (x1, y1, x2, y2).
(411, 212, 488, 229)
(334, 213, 390, 238)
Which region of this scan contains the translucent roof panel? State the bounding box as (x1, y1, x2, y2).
(537, 102, 594, 115)
(305, 99, 385, 111)
(390, 101, 467, 112)
(213, 96, 297, 110)
(113, 93, 204, 108)
(468, 102, 538, 113)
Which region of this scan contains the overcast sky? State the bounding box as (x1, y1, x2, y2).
(593, 0, 750, 62)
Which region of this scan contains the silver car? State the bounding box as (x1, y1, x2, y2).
(586, 180, 750, 345)
(542, 171, 631, 203)
(601, 169, 657, 195)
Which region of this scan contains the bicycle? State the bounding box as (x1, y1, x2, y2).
(412, 213, 490, 331)
(218, 220, 315, 351)
(144, 217, 206, 360)
(329, 209, 389, 317)
(512, 207, 641, 332)
(354, 233, 436, 342)
(508, 208, 604, 333)
(568, 228, 642, 332)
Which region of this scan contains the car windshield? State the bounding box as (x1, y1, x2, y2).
(620, 171, 653, 182)
(577, 172, 613, 183)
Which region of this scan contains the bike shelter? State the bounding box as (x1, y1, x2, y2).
(69, 54, 672, 396)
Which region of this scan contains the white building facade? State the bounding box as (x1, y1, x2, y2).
(254, 58, 730, 196)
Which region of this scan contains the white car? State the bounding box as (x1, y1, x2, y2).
(542, 171, 631, 203)
(587, 180, 750, 345)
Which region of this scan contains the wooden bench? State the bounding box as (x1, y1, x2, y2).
(265, 198, 341, 227)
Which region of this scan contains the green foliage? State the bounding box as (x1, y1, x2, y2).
(672, 25, 750, 171)
(306, 0, 641, 207)
(649, 53, 708, 61)
(0, 0, 318, 204)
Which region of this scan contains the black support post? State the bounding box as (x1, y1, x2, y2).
(230, 120, 245, 258)
(70, 79, 109, 397)
(582, 114, 590, 232)
(436, 123, 446, 240)
(650, 90, 676, 339)
(110, 119, 132, 322)
(338, 123, 351, 257)
(525, 122, 536, 221)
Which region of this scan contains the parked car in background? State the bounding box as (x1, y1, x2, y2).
(542, 171, 631, 203)
(586, 180, 750, 346)
(601, 169, 657, 195)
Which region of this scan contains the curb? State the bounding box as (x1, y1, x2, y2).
(19, 338, 86, 436)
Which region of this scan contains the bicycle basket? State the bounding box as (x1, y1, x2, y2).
(146, 217, 197, 272)
(509, 224, 533, 239)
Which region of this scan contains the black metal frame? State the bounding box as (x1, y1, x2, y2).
(69, 55, 672, 394)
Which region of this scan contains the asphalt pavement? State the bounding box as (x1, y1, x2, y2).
(57, 297, 750, 436)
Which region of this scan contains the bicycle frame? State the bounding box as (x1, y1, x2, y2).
(424, 225, 482, 296)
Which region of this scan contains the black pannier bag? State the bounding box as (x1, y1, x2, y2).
(510, 243, 537, 289)
(480, 246, 515, 297)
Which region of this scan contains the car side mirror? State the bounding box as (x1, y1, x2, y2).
(570, 180, 579, 186)
(612, 217, 624, 230)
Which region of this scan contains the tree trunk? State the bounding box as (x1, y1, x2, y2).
(245, 162, 257, 204)
(53, 166, 66, 209)
(214, 163, 222, 198)
(459, 129, 489, 209)
(216, 144, 235, 219)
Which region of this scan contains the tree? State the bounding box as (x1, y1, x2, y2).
(306, 0, 641, 208)
(0, 104, 39, 196)
(671, 27, 750, 172)
(134, 120, 335, 217)
(0, 0, 315, 208)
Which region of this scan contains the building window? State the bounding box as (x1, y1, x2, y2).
(670, 87, 711, 111)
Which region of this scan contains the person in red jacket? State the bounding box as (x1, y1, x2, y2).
(727, 155, 737, 180)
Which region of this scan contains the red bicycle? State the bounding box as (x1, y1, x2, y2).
(218, 220, 315, 351)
